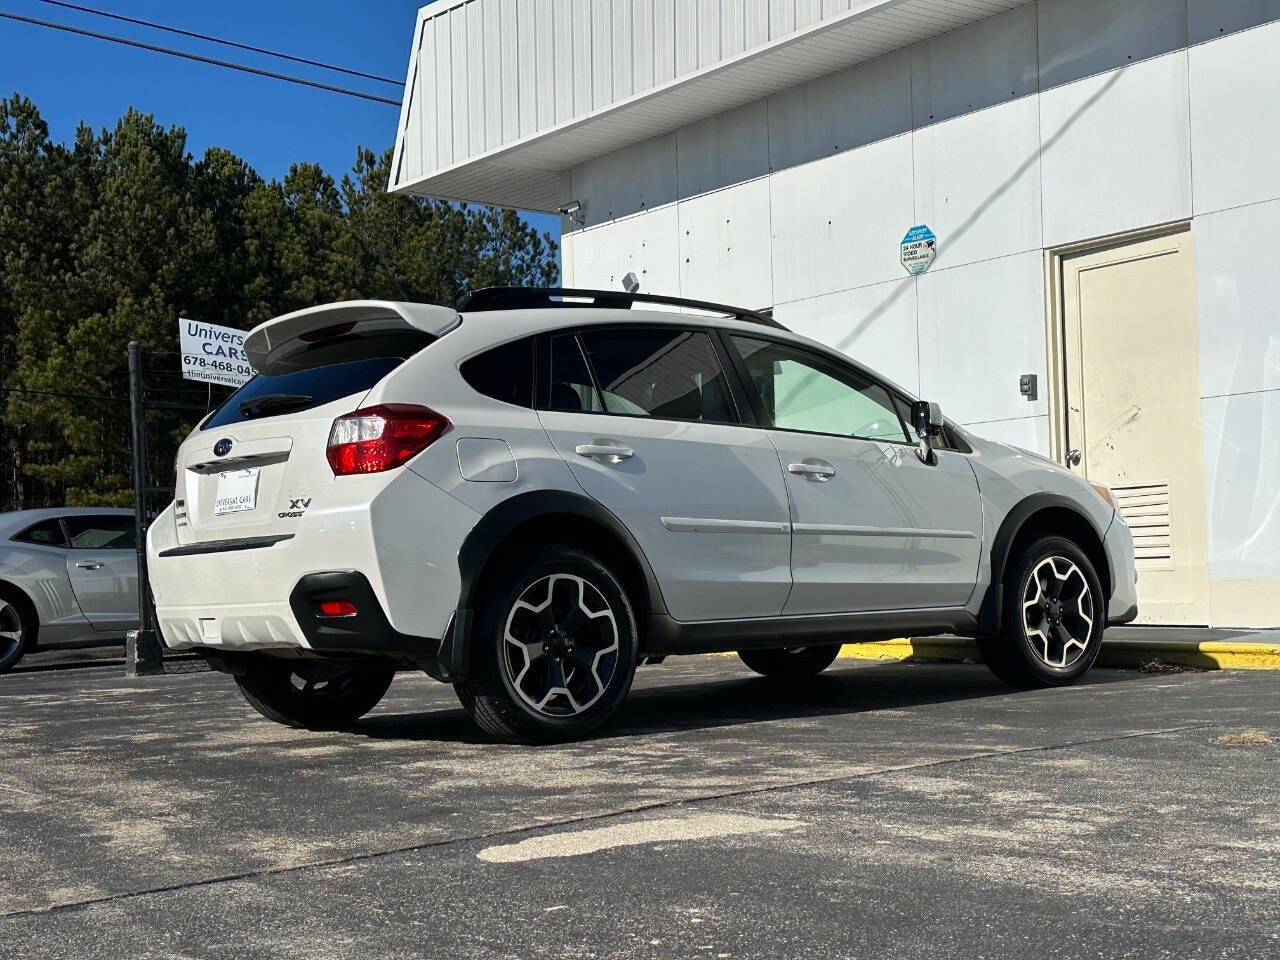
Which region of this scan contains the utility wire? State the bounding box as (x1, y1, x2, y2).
(0, 10, 402, 106)
(36, 0, 403, 87)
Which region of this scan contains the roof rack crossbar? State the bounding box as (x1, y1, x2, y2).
(456, 287, 787, 330)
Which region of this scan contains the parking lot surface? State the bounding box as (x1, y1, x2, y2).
(1, 655, 1276, 959)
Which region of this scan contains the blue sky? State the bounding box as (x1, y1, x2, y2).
(0, 0, 560, 242)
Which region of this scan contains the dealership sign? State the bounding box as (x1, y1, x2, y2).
(179, 318, 253, 387)
(900, 224, 937, 276)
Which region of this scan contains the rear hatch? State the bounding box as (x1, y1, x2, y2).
(173, 301, 459, 546)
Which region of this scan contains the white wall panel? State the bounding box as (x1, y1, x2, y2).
(698, 0, 722, 67)
(676, 0, 698, 76)
(745, 0, 769, 48)
(654, 0, 676, 83)
(573, 0, 594, 113)
(571, 206, 682, 293)
(534, 0, 557, 131)
(767, 49, 911, 172)
(774, 278, 920, 394)
(769, 134, 915, 303)
(613, 0, 634, 100)
(554, 0, 576, 122)
(1188, 0, 1280, 44)
(592, 0, 615, 107)
(516, 1, 538, 138)
(795, 0, 823, 31)
(917, 252, 1047, 426)
(676, 100, 770, 200)
(467, 1, 487, 153)
(403, 25, 426, 182)
(678, 179, 774, 307)
(571, 135, 678, 226)
(1038, 0, 1188, 89)
(913, 95, 1042, 270)
(1195, 200, 1280, 398)
(484, 0, 504, 150)
(910, 4, 1038, 128)
(769, 0, 797, 38)
(1190, 20, 1280, 215)
(1201, 389, 1280, 580)
(1040, 52, 1192, 248)
(966, 416, 1052, 456)
(632, 0, 655, 92)
(434, 16, 455, 166)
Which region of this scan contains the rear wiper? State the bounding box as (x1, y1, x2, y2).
(237, 394, 313, 419)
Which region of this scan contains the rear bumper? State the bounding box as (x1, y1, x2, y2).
(146, 470, 480, 656)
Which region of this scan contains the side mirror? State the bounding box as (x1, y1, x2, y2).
(912, 400, 945, 462)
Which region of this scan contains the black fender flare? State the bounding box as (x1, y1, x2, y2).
(977, 493, 1112, 638)
(437, 490, 667, 680)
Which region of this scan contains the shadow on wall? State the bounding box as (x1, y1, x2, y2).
(565, 0, 1280, 228)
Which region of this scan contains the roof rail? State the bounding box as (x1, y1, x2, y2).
(457, 286, 788, 330)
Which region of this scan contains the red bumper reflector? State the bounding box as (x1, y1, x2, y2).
(317, 599, 358, 618)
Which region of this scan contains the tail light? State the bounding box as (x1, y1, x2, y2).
(326, 404, 450, 475)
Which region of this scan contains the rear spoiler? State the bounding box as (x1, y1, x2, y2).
(244, 300, 461, 375)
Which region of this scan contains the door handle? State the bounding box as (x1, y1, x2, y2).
(575, 441, 634, 463)
(75, 560, 104, 570)
(788, 461, 836, 481)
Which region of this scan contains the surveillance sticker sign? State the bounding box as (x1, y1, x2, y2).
(900, 224, 937, 276)
(179, 318, 253, 387)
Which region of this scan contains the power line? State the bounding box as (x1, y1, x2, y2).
(0, 10, 402, 107)
(36, 0, 403, 87)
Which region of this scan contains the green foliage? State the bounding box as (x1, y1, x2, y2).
(0, 95, 558, 510)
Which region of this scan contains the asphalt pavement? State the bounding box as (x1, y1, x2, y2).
(0, 655, 1276, 959)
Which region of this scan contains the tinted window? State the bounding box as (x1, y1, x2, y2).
(12, 519, 67, 548)
(64, 516, 136, 550)
(205, 357, 403, 429)
(461, 337, 534, 408)
(731, 336, 908, 443)
(578, 328, 738, 423)
(547, 334, 603, 412)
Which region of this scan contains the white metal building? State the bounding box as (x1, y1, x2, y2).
(391, 0, 1280, 629)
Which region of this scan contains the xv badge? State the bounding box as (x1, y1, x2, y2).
(278, 497, 312, 519)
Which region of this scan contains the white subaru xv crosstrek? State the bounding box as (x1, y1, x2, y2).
(147, 287, 1137, 743)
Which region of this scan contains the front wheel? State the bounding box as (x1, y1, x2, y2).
(979, 535, 1104, 688)
(738, 644, 842, 678)
(455, 545, 638, 743)
(235, 657, 395, 730)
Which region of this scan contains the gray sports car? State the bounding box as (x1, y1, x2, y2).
(0, 508, 139, 673)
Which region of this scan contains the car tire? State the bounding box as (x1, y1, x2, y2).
(455, 545, 638, 744)
(737, 644, 842, 678)
(979, 535, 1105, 688)
(0, 585, 36, 675)
(234, 657, 396, 730)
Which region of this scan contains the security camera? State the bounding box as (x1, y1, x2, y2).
(621, 272, 640, 294)
(557, 200, 584, 227)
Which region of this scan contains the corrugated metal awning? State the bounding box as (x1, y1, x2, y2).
(390, 0, 1027, 211)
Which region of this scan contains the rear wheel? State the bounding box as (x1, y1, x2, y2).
(0, 586, 35, 675)
(738, 644, 842, 678)
(235, 657, 395, 729)
(979, 535, 1104, 688)
(455, 545, 638, 744)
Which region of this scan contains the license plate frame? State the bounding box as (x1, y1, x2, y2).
(213, 468, 260, 516)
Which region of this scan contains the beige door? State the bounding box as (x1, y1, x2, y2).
(1060, 228, 1210, 625)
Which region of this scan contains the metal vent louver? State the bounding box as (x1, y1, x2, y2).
(1112, 482, 1172, 569)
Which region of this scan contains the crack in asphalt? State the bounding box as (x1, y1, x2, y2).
(2, 720, 1218, 922)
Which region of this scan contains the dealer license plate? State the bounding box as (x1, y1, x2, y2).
(214, 468, 260, 516)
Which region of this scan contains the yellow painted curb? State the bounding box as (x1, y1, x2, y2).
(831, 638, 1280, 670)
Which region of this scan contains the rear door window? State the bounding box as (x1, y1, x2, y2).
(64, 516, 136, 550)
(576, 328, 740, 424)
(204, 330, 431, 429)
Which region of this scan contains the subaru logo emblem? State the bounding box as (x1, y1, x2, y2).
(213, 438, 233, 457)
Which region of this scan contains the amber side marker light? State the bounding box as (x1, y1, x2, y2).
(1091, 483, 1116, 509)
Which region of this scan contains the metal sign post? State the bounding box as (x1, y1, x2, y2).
(125, 340, 164, 676)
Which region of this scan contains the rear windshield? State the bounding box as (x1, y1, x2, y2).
(203, 329, 431, 429)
